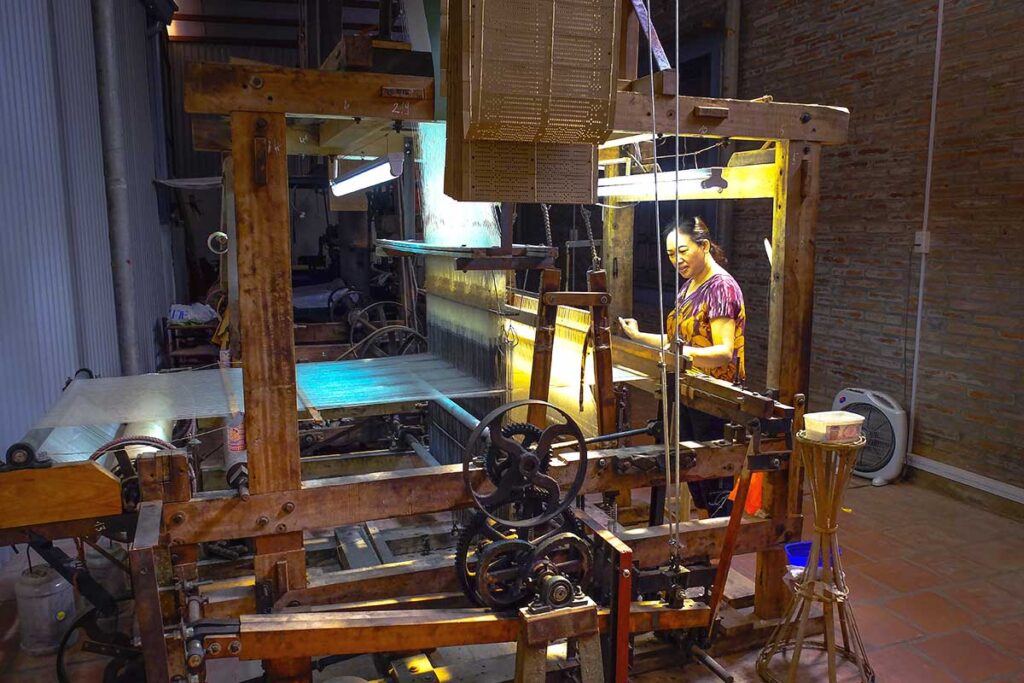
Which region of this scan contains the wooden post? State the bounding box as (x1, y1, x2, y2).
(599, 149, 634, 322)
(527, 268, 562, 426)
(756, 140, 820, 619)
(587, 270, 618, 436)
(231, 111, 311, 681)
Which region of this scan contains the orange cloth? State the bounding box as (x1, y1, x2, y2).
(729, 471, 764, 515)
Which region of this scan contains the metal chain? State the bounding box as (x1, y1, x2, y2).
(579, 205, 599, 269)
(541, 204, 553, 247)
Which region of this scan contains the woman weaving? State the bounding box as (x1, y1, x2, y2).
(619, 216, 748, 518)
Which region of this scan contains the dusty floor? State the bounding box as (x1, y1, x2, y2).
(1, 480, 1021, 682)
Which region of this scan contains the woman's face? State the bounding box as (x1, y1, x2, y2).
(665, 230, 707, 279)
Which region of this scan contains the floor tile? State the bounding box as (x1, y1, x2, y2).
(867, 643, 960, 683)
(973, 616, 1024, 659)
(940, 578, 1024, 622)
(907, 546, 995, 583)
(857, 557, 947, 594)
(914, 631, 1021, 683)
(884, 591, 974, 634)
(850, 603, 923, 649)
(961, 538, 1024, 572)
(838, 530, 913, 563)
(841, 566, 896, 603)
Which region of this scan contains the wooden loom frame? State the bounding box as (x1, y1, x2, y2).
(0, 3, 848, 681)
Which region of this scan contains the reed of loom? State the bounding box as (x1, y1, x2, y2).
(756, 432, 874, 683)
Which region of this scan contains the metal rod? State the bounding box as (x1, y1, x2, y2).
(404, 433, 440, 467)
(433, 396, 482, 434)
(92, 0, 141, 375)
(551, 425, 654, 450)
(690, 644, 734, 682)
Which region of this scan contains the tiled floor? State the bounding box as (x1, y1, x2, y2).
(636, 481, 1024, 682)
(0, 481, 1021, 682)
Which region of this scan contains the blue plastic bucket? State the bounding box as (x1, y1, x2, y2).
(785, 541, 840, 568)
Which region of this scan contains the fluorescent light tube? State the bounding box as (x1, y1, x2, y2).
(330, 153, 404, 198)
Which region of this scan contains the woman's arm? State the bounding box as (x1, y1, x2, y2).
(682, 317, 736, 370)
(617, 318, 669, 349)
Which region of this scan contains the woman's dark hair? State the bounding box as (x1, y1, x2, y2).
(661, 216, 728, 265)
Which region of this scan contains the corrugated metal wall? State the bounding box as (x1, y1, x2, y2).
(0, 0, 172, 451)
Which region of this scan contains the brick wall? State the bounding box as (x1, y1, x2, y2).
(655, 0, 1024, 487)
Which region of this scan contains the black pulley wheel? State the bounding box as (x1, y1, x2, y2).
(462, 399, 587, 529)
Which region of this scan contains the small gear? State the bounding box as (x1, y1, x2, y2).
(485, 423, 546, 485)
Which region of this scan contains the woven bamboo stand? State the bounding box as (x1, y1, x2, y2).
(756, 432, 875, 683)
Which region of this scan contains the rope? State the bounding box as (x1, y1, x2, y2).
(541, 204, 553, 247)
(579, 205, 599, 269)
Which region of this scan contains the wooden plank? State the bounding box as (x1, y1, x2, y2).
(334, 525, 381, 569)
(276, 553, 459, 609)
(612, 92, 849, 144)
(757, 140, 821, 620)
(319, 118, 393, 154)
(186, 63, 434, 120)
(164, 443, 763, 545)
(217, 602, 710, 661)
(723, 569, 756, 609)
(0, 461, 121, 529)
(620, 514, 800, 567)
(232, 110, 310, 682)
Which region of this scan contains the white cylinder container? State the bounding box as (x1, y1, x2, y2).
(15, 566, 77, 655)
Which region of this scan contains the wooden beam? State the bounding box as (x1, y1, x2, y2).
(192, 117, 346, 156)
(621, 514, 800, 567)
(186, 63, 434, 120)
(611, 92, 849, 144)
(163, 444, 755, 545)
(0, 461, 121, 530)
(211, 602, 710, 661)
(617, 0, 640, 82)
(129, 502, 171, 683)
(231, 110, 310, 682)
(757, 140, 821, 619)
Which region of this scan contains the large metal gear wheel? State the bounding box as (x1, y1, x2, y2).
(462, 400, 587, 529)
(455, 492, 584, 607)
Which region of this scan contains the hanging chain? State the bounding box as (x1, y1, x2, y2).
(541, 204, 553, 247)
(580, 205, 600, 269)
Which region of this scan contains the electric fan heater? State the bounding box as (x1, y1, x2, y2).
(832, 388, 908, 486)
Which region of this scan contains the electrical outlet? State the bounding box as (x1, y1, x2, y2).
(913, 230, 931, 254)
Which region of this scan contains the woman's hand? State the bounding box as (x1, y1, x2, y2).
(618, 317, 640, 339)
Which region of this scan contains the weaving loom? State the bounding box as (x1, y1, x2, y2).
(0, 2, 852, 680)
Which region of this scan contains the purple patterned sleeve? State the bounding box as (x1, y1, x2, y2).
(705, 277, 743, 321)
